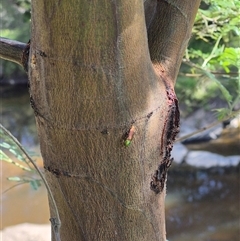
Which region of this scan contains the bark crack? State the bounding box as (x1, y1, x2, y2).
(34, 107, 158, 131)
(45, 165, 149, 212)
(48, 165, 158, 240)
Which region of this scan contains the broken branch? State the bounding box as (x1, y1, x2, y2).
(0, 37, 27, 67)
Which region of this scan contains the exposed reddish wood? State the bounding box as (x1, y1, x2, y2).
(150, 81, 180, 194)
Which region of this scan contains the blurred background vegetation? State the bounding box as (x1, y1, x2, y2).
(0, 0, 239, 116)
(178, 0, 239, 117)
(0, 0, 30, 82)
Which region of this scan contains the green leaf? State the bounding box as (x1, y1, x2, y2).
(30, 180, 42, 190)
(218, 47, 240, 71)
(0, 150, 32, 171)
(213, 108, 231, 121)
(213, 79, 232, 104)
(0, 140, 27, 162)
(8, 148, 26, 162)
(7, 176, 22, 182)
(204, 71, 232, 104)
(0, 142, 11, 149)
(0, 150, 12, 163)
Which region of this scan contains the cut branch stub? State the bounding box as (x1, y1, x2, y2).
(0, 37, 28, 68)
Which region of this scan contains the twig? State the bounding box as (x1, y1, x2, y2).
(176, 111, 240, 142)
(2, 182, 28, 194)
(0, 124, 61, 241)
(176, 119, 222, 143)
(201, 35, 222, 68)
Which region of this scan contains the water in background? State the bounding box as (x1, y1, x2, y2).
(1, 86, 239, 241)
(1, 86, 49, 228)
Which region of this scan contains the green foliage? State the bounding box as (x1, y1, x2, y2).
(0, 124, 61, 228)
(6, 176, 42, 191)
(15, 0, 31, 22)
(1, 141, 28, 164)
(1, 0, 31, 79)
(178, 0, 240, 118)
(0, 124, 42, 191)
(211, 47, 240, 73)
(193, 0, 239, 44)
(0, 124, 61, 231)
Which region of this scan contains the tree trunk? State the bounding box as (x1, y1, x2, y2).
(28, 0, 200, 240)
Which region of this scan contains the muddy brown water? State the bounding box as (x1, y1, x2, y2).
(1, 87, 239, 240)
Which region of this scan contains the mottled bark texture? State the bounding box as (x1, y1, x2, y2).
(1, 0, 201, 240)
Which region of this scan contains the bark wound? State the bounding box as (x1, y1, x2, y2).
(150, 85, 180, 194)
(45, 166, 77, 178)
(123, 125, 136, 147)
